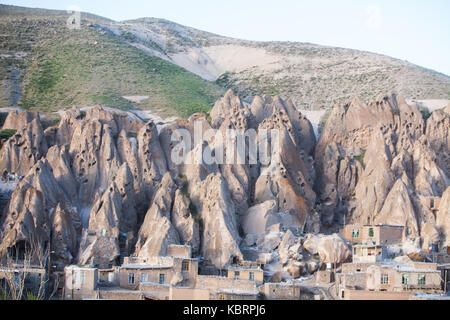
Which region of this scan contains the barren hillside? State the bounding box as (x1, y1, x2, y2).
(110, 17, 450, 109)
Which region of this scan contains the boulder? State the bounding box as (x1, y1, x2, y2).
(317, 234, 351, 264)
(303, 234, 320, 255)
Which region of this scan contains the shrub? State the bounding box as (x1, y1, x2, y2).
(0, 129, 17, 140)
(419, 107, 432, 122)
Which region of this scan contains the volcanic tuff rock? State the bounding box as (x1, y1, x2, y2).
(51, 203, 78, 269)
(315, 93, 449, 250)
(437, 187, 450, 248)
(171, 189, 200, 255)
(0, 159, 70, 257)
(2, 110, 40, 131)
(188, 173, 243, 269)
(134, 173, 180, 260)
(0, 91, 448, 272)
(0, 118, 48, 177)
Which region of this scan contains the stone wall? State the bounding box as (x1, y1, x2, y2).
(227, 268, 264, 283)
(342, 262, 381, 273)
(168, 245, 191, 259)
(98, 290, 145, 300)
(195, 275, 257, 293)
(315, 270, 334, 284)
(343, 289, 412, 300)
(119, 267, 174, 290)
(339, 272, 367, 290)
(262, 282, 301, 300)
(170, 287, 210, 300)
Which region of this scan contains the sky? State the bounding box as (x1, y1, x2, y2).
(2, 0, 450, 76)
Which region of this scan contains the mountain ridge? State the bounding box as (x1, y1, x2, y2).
(1, 4, 449, 114)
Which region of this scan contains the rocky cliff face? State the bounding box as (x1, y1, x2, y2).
(315, 93, 449, 251)
(0, 92, 448, 274)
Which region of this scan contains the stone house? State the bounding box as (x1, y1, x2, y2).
(119, 255, 199, 290)
(64, 266, 98, 300)
(261, 282, 301, 300)
(366, 262, 442, 293)
(63, 244, 293, 300)
(226, 265, 264, 284)
(194, 274, 259, 300)
(315, 270, 334, 284)
(352, 244, 387, 263)
(98, 266, 120, 287)
(337, 261, 443, 300)
(340, 224, 404, 245)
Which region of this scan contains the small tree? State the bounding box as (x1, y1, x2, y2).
(1, 237, 50, 300)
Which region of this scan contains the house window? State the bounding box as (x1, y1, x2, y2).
(249, 272, 255, 281)
(352, 229, 359, 238)
(141, 274, 147, 283)
(221, 269, 227, 277)
(402, 274, 409, 285)
(159, 274, 165, 284)
(234, 271, 240, 279)
(353, 248, 357, 255)
(369, 228, 374, 237)
(381, 274, 389, 284)
(75, 271, 85, 285)
(182, 261, 190, 272)
(418, 274, 426, 285)
(128, 273, 135, 285)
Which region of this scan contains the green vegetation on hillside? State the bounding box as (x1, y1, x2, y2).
(0, 7, 224, 118)
(419, 106, 432, 122)
(0, 129, 16, 140)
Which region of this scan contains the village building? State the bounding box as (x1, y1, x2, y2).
(63, 244, 267, 300)
(352, 244, 387, 263)
(340, 224, 404, 245)
(260, 282, 301, 300)
(64, 266, 98, 300)
(315, 270, 334, 284)
(225, 265, 264, 284)
(337, 261, 443, 300)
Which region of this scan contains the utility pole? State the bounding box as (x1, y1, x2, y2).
(445, 269, 448, 294)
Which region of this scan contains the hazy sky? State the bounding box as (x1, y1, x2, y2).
(3, 0, 450, 76)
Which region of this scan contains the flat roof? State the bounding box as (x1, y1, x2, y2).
(353, 244, 384, 248)
(141, 281, 170, 287)
(215, 289, 258, 296)
(375, 262, 440, 273)
(65, 266, 97, 271)
(344, 224, 404, 228)
(227, 266, 263, 271)
(121, 264, 173, 270)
